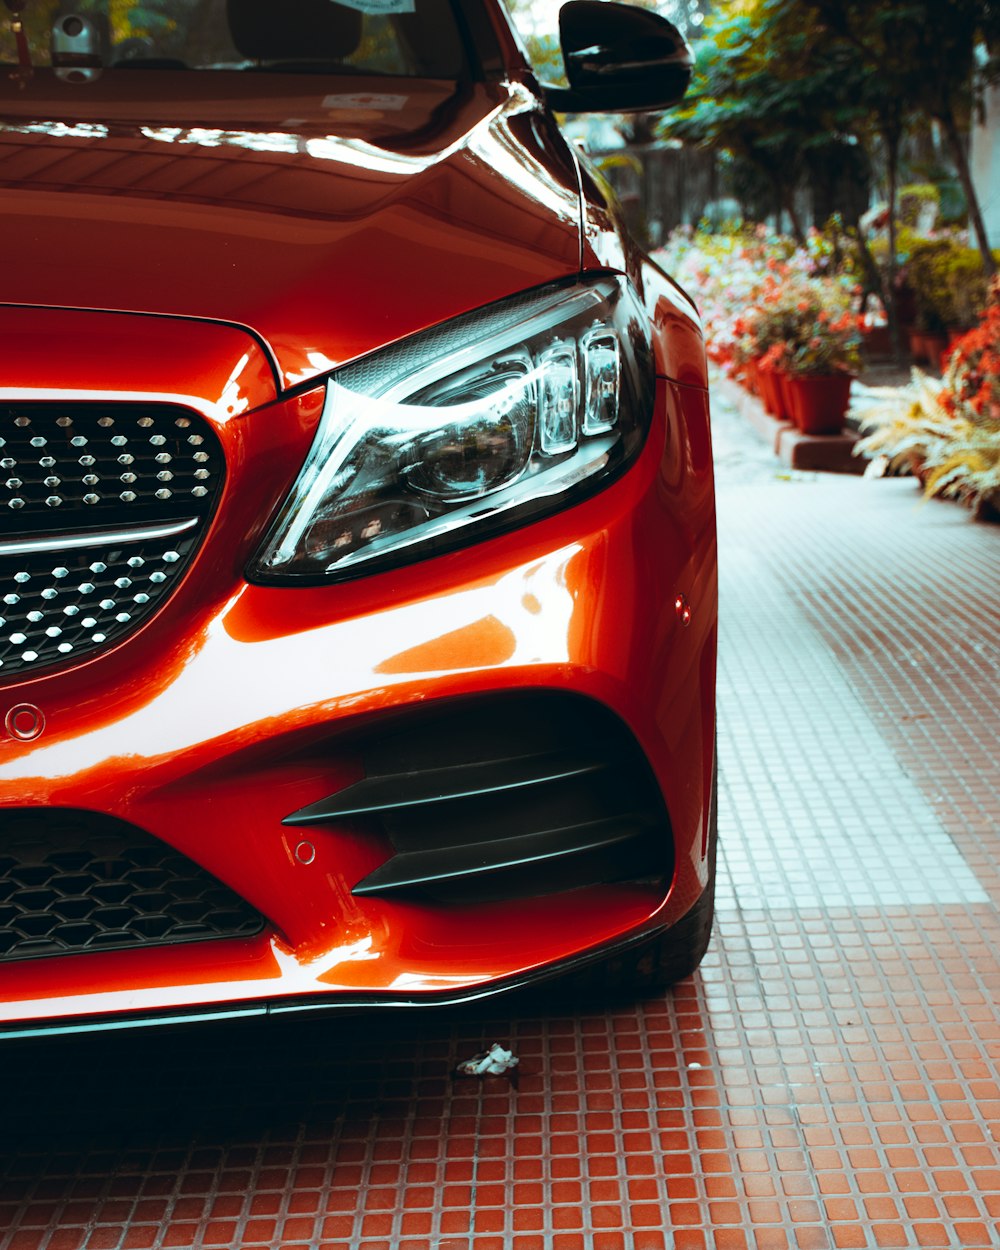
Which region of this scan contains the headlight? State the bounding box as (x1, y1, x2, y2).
(248, 274, 654, 583)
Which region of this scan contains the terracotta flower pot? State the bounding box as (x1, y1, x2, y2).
(911, 331, 949, 368)
(756, 366, 781, 416)
(785, 373, 853, 435)
(774, 370, 795, 423)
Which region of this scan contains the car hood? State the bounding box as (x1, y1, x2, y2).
(0, 76, 582, 391)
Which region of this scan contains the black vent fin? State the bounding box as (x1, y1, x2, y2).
(280, 693, 674, 905)
(351, 814, 656, 897)
(283, 751, 606, 825)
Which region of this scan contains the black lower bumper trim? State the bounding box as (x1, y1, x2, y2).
(0, 920, 671, 1041)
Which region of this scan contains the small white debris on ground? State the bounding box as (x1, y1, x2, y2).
(455, 1043, 520, 1076)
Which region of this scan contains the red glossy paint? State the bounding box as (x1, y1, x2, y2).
(0, 380, 715, 1026)
(0, 307, 278, 416)
(0, 0, 716, 1035)
(0, 78, 582, 388)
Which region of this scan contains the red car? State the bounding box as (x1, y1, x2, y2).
(0, 0, 716, 1037)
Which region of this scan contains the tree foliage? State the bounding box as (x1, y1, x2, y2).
(664, 0, 1000, 347)
(794, 0, 999, 274)
(665, 2, 872, 243)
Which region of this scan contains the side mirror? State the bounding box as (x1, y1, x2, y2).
(545, 0, 692, 114)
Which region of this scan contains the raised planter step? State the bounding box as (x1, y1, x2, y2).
(715, 374, 864, 474)
(777, 427, 863, 474)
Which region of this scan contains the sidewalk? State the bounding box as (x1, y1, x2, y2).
(1, 387, 999, 1250)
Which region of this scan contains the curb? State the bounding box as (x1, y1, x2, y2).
(714, 375, 865, 475)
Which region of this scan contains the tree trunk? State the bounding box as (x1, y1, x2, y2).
(843, 206, 888, 313)
(768, 169, 806, 246)
(940, 104, 997, 277)
(884, 128, 904, 360)
(784, 192, 808, 248)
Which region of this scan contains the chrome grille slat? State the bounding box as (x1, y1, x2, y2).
(0, 516, 198, 558)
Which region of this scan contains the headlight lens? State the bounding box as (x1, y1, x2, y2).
(249, 274, 654, 583)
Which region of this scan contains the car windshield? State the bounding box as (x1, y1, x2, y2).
(0, 0, 470, 79)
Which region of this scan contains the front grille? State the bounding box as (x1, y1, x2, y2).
(284, 692, 673, 902)
(0, 403, 224, 677)
(0, 810, 263, 961)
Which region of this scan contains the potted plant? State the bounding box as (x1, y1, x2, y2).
(855, 287, 1000, 520)
(780, 282, 862, 434)
(742, 280, 813, 421)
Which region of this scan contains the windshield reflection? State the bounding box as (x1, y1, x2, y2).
(0, 114, 477, 176)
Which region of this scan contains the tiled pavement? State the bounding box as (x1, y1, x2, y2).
(2, 390, 1000, 1250)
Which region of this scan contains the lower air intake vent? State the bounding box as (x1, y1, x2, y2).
(0, 811, 263, 962)
(284, 692, 672, 902)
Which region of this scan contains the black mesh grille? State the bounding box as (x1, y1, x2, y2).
(0, 403, 224, 677)
(0, 811, 263, 961)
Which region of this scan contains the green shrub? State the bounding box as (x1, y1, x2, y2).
(873, 227, 998, 332)
(905, 232, 998, 332)
(897, 184, 940, 230)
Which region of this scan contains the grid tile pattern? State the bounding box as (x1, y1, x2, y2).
(773, 477, 1000, 896)
(0, 386, 999, 1249)
(715, 521, 986, 911)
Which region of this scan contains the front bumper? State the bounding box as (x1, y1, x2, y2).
(0, 376, 717, 1034)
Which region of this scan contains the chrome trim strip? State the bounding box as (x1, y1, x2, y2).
(0, 517, 198, 558)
